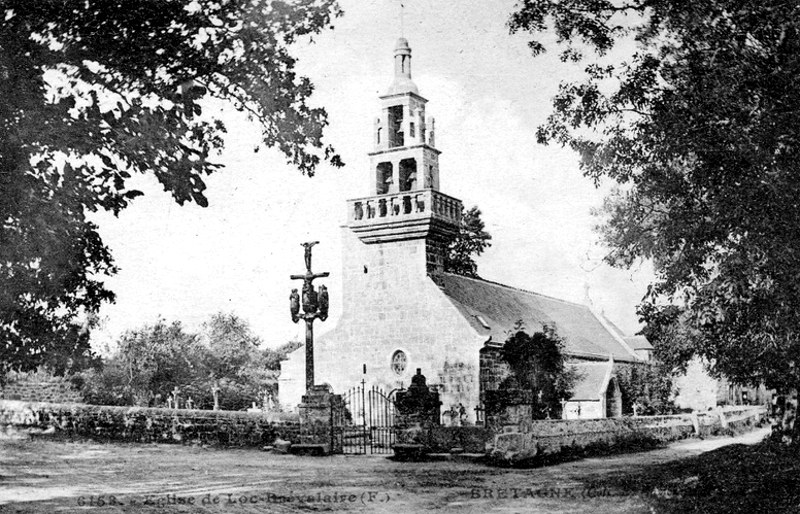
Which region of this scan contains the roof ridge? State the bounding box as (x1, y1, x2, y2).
(598, 312, 626, 338)
(439, 272, 589, 308)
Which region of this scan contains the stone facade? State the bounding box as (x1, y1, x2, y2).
(281, 230, 485, 420)
(478, 345, 512, 397)
(672, 357, 771, 411)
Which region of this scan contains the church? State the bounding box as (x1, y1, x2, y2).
(279, 38, 649, 422)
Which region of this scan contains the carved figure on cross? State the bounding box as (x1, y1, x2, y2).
(289, 241, 330, 392)
(301, 241, 318, 274)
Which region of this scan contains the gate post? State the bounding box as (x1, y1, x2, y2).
(296, 384, 343, 455)
(394, 369, 441, 459)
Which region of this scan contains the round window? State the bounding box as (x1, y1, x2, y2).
(391, 350, 407, 375)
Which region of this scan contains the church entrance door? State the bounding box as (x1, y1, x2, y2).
(334, 382, 397, 455)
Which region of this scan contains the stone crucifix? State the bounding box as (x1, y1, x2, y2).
(290, 241, 330, 392)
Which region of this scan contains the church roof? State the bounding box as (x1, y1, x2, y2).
(598, 313, 653, 351)
(624, 335, 653, 350)
(431, 273, 640, 362)
(570, 360, 614, 400)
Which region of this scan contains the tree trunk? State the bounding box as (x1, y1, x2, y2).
(770, 388, 799, 445)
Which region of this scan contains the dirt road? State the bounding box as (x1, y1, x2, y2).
(0, 428, 770, 513)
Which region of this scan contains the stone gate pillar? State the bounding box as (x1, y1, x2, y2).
(395, 369, 441, 426)
(393, 369, 441, 459)
(295, 384, 344, 455)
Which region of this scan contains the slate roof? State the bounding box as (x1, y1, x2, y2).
(570, 360, 614, 400)
(624, 335, 654, 351)
(600, 313, 654, 351)
(431, 273, 640, 363)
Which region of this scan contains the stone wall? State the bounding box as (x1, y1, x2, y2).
(0, 400, 308, 447)
(395, 424, 493, 453)
(489, 406, 766, 465)
(1, 370, 83, 403)
(484, 389, 535, 425)
(427, 426, 493, 453)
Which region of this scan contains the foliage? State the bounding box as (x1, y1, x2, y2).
(444, 206, 492, 278)
(80, 313, 297, 409)
(509, 2, 800, 399)
(192, 312, 268, 411)
(498, 329, 579, 419)
(0, 0, 343, 378)
(200, 313, 261, 374)
(615, 362, 675, 415)
(91, 319, 201, 406)
(77, 359, 134, 407)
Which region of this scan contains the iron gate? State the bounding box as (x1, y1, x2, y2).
(333, 382, 396, 455)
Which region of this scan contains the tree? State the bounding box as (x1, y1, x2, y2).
(444, 206, 492, 277)
(199, 313, 261, 383)
(615, 360, 675, 415)
(509, 1, 800, 438)
(80, 313, 300, 409)
(498, 328, 579, 419)
(239, 340, 302, 411)
(0, 0, 343, 378)
(95, 318, 201, 406)
(195, 312, 263, 410)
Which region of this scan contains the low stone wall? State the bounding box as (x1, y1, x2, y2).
(0, 400, 310, 448)
(489, 406, 767, 465)
(394, 424, 493, 456)
(427, 426, 493, 453)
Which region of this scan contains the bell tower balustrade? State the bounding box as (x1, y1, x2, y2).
(347, 189, 462, 244)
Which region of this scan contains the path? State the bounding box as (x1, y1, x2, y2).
(0, 428, 771, 513)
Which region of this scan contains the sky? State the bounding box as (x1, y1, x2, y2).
(89, 0, 654, 349)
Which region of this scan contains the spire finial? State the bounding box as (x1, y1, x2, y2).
(400, 2, 405, 38)
(393, 37, 412, 80)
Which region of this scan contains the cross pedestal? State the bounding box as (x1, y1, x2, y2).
(294, 384, 344, 455)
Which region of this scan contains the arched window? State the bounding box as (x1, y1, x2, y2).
(399, 158, 417, 192)
(388, 105, 404, 147)
(376, 162, 392, 195)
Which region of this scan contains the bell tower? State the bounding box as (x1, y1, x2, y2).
(346, 38, 462, 274)
(371, 38, 440, 193)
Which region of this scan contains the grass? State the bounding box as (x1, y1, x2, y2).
(581, 441, 800, 513)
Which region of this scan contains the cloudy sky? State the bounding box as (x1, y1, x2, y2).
(90, 0, 653, 349)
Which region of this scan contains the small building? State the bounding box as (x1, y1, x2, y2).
(279, 38, 647, 421)
(563, 359, 622, 419)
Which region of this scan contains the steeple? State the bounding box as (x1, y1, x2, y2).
(346, 39, 462, 274)
(387, 38, 418, 96)
(371, 38, 440, 194)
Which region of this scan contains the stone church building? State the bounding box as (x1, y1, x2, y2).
(279, 39, 648, 422)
